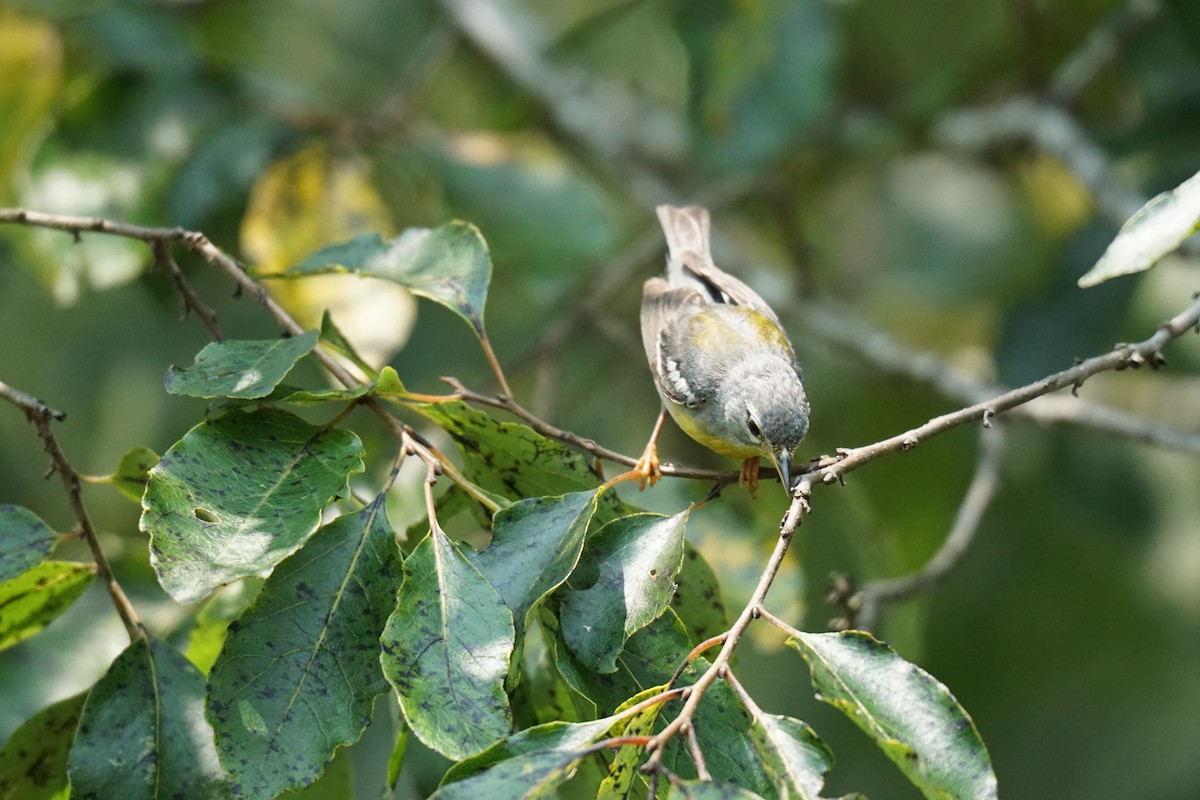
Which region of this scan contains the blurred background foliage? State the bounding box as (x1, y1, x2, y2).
(2, 0, 1200, 798)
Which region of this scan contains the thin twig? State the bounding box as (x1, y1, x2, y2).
(150, 239, 223, 340)
(642, 487, 810, 777)
(809, 291, 1200, 486)
(0, 208, 500, 512)
(797, 300, 1200, 458)
(0, 380, 142, 642)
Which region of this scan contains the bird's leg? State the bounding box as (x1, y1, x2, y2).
(739, 457, 760, 497)
(633, 409, 669, 489)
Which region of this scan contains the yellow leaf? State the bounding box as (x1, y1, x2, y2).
(241, 142, 416, 367)
(0, 10, 62, 201)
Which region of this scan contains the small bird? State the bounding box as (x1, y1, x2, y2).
(636, 205, 809, 495)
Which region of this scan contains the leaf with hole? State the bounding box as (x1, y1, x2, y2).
(141, 408, 364, 604)
(560, 509, 689, 673)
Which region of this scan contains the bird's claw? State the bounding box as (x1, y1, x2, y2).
(739, 457, 760, 497)
(633, 443, 661, 490)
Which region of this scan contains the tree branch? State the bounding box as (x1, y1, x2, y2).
(797, 300, 1200, 457)
(805, 292, 1200, 487)
(0, 380, 142, 642)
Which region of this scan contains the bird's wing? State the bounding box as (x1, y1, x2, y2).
(641, 277, 711, 408)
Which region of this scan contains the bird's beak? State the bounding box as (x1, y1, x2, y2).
(770, 447, 792, 494)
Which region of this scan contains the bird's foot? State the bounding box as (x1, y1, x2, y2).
(633, 442, 662, 490)
(739, 457, 760, 497)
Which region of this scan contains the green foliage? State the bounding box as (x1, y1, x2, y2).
(141, 408, 365, 604)
(789, 631, 996, 799)
(206, 496, 401, 798)
(67, 635, 231, 799)
(0, 505, 58, 581)
(0, 691, 83, 800)
(4, 2, 1200, 799)
(0, 562, 95, 652)
(289, 223, 493, 337)
(381, 528, 515, 761)
(164, 331, 320, 399)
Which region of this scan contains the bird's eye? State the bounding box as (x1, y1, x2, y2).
(747, 415, 762, 440)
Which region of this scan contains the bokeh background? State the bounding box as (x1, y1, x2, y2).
(3, 1, 1200, 798)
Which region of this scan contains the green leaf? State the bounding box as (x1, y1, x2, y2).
(164, 331, 319, 398)
(0, 561, 95, 652)
(384, 715, 409, 797)
(380, 528, 515, 760)
(746, 714, 834, 800)
(1078, 168, 1200, 287)
(671, 540, 729, 646)
(67, 635, 232, 799)
(667, 780, 766, 799)
(184, 579, 263, 674)
(0, 505, 58, 582)
(288, 222, 492, 336)
(141, 408, 364, 604)
(560, 510, 689, 673)
(0, 691, 85, 800)
(472, 490, 600, 634)
(547, 608, 768, 794)
(788, 630, 998, 800)
(265, 365, 407, 404)
(205, 495, 401, 798)
(597, 686, 670, 800)
(283, 747, 354, 800)
(434, 716, 615, 799)
(416, 401, 602, 501)
(103, 446, 160, 503)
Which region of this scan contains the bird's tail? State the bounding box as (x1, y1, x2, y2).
(656, 205, 711, 274)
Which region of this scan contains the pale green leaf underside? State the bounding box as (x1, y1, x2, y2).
(790, 630, 997, 800)
(1079, 168, 1200, 287)
(288, 222, 492, 335)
